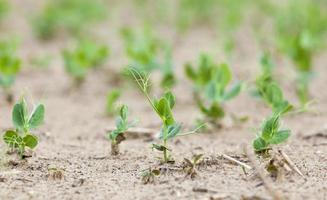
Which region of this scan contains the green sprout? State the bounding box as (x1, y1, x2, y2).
(255, 52, 293, 114)
(253, 114, 291, 153)
(62, 39, 109, 86)
(274, 0, 327, 105)
(129, 68, 201, 163)
(0, 40, 21, 103)
(106, 89, 121, 116)
(107, 105, 136, 155)
(121, 27, 176, 89)
(185, 54, 241, 125)
(32, 0, 107, 40)
(2, 97, 45, 159)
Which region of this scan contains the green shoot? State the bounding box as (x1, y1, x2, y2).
(185, 54, 241, 125)
(2, 97, 45, 159)
(0, 40, 21, 103)
(106, 89, 121, 116)
(129, 68, 200, 163)
(121, 27, 176, 90)
(255, 52, 293, 115)
(274, 0, 327, 105)
(32, 0, 107, 40)
(253, 114, 291, 153)
(107, 105, 136, 155)
(62, 39, 109, 86)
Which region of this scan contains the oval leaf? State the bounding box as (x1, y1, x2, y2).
(28, 104, 45, 129)
(23, 134, 38, 149)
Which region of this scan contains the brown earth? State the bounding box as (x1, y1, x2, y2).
(0, 1, 326, 200)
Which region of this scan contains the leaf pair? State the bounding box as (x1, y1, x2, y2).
(253, 114, 291, 152)
(153, 91, 176, 126)
(3, 130, 38, 153)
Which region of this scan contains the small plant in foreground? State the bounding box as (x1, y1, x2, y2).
(62, 39, 109, 86)
(2, 97, 45, 159)
(183, 154, 203, 178)
(0, 40, 21, 103)
(106, 89, 121, 116)
(253, 114, 290, 153)
(185, 55, 241, 126)
(140, 168, 160, 184)
(129, 68, 202, 163)
(107, 105, 136, 155)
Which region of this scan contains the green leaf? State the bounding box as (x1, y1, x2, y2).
(253, 137, 268, 151)
(222, 82, 241, 101)
(184, 63, 196, 82)
(270, 130, 290, 144)
(159, 123, 182, 140)
(152, 144, 169, 152)
(216, 63, 231, 88)
(3, 130, 20, 148)
(262, 115, 280, 141)
(28, 104, 45, 129)
(120, 105, 128, 120)
(12, 99, 28, 130)
(266, 83, 283, 105)
(164, 91, 175, 109)
(23, 134, 38, 149)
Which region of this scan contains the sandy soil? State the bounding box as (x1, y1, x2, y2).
(0, 1, 327, 200)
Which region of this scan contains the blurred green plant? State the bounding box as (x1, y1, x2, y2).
(0, 40, 21, 103)
(121, 27, 176, 89)
(3, 97, 45, 159)
(0, 0, 9, 20)
(32, 0, 107, 40)
(106, 89, 121, 116)
(274, 0, 327, 105)
(254, 52, 293, 114)
(62, 39, 109, 86)
(185, 54, 241, 126)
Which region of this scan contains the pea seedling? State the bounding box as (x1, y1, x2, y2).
(183, 154, 203, 179)
(2, 97, 45, 159)
(140, 168, 160, 184)
(129, 68, 201, 163)
(185, 55, 241, 125)
(107, 105, 136, 155)
(32, 0, 107, 40)
(0, 40, 21, 103)
(253, 114, 290, 153)
(106, 89, 121, 116)
(274, 0, 327, 105)
(62, 39, 109, 86)
(121, 27, 176, 89)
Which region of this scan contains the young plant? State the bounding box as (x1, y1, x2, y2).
(0, 40, 21, 103)
(121, 27, 176, 89)
(255, 53, 293, 114)
(253, 114, 290, 153)
(62, 39, 109, 86)
(183, 154, 203, 178)
(106, 89, 121, 116)
(2, 97, 45, 159)
(274, 0, 327, 105)
(107, 105, 135, 155)
(185, 55, 241, 125)
(140, 168, 160, 184)
(129, 68, 200, 163)
(32, 0, 107, 40)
